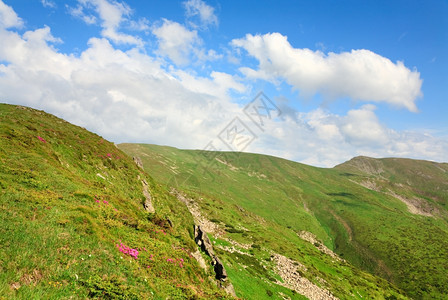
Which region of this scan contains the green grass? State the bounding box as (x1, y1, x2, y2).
(119, 144, 448, 299)
(2, 103, 445, 299)
(0, 104, 230, 299)
(119, 144, 412, 299)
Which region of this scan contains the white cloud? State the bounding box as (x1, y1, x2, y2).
(128, 18, 150, 31)
(69, 0, 143, 46)
(232, 33, 423, 112)
(67, 4, 97, 25)
(93, 0, 130, 28)
(0, 9, 242, 151)
(195, 48, 223, 62)
(173, 70, 246, 98)
(0, 0, 23, 28)
(246, 104, 448, 167)
(0, 1, 446, 168)
(41, 0, 56, 9)
(151, 19, 222, 65)
(340, 104, 390, 147)
(152, 19, 200, 65)
(0, 26, 69, 78)
(183, 0, 218, 29)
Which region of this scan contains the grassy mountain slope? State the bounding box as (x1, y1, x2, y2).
(2, 102, 445, 299)
(120, 144, 444, 299)
(334, 156, 448, 296)
(119, 143, 448, 299)
(335, 156, 448, 215)
(0, 104, 230, 299)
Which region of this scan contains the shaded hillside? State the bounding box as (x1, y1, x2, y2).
(0, 104, 230, 299)
(120, 143, 440, 299)
(335, 156, 448, 216)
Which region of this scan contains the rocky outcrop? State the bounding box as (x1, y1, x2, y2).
(191, 250, 208, 270)
(194, 225, 236, 296)
(172, 189, 236, 297)
(173, 189, 224, 237)
(213, 257, 227, 280)
(132, 157, 154, 213)
(387, 190, 434, 217)
(194, 225, 215, 257)
(272, 253, 338, 300)
(194, 225, 229, 280)
(133, 156, 144, 169)
(297, 231, 342, 261)
(141, 178, 155, 213)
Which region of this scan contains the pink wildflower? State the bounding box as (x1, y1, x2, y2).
(116, 242, 139, 259)
(37, 136, 46, 143)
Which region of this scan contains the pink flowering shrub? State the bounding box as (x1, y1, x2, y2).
(165, 257, 184, 268)
(116, 242, 139, 259)
(94, 197, 109, 206)
(37, 136, 46, 143)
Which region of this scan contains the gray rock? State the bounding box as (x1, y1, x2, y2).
(194, 225, 229, 282)
(141, 178, 155, 213)
(213, 257, 227, 280)
(194, 225, 215, 257)
(133, 156, 144, 169)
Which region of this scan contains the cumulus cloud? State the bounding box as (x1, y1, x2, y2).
(339, 104, 391, 147)
(232, 33, 423, 112)
(152, 19, 221, 65)
(68, 0, 145, 46)
(173, 70, 246, 99)
(246, 104, 448, 167)
(152, 19, 200, 65)
(0, 2, 244, 150)
(1, 0, 446, 167)
(183, 0, 218, 29)
(0, 1, 23, 28)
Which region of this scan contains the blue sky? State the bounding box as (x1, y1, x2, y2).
(0, 0, 447, 166)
